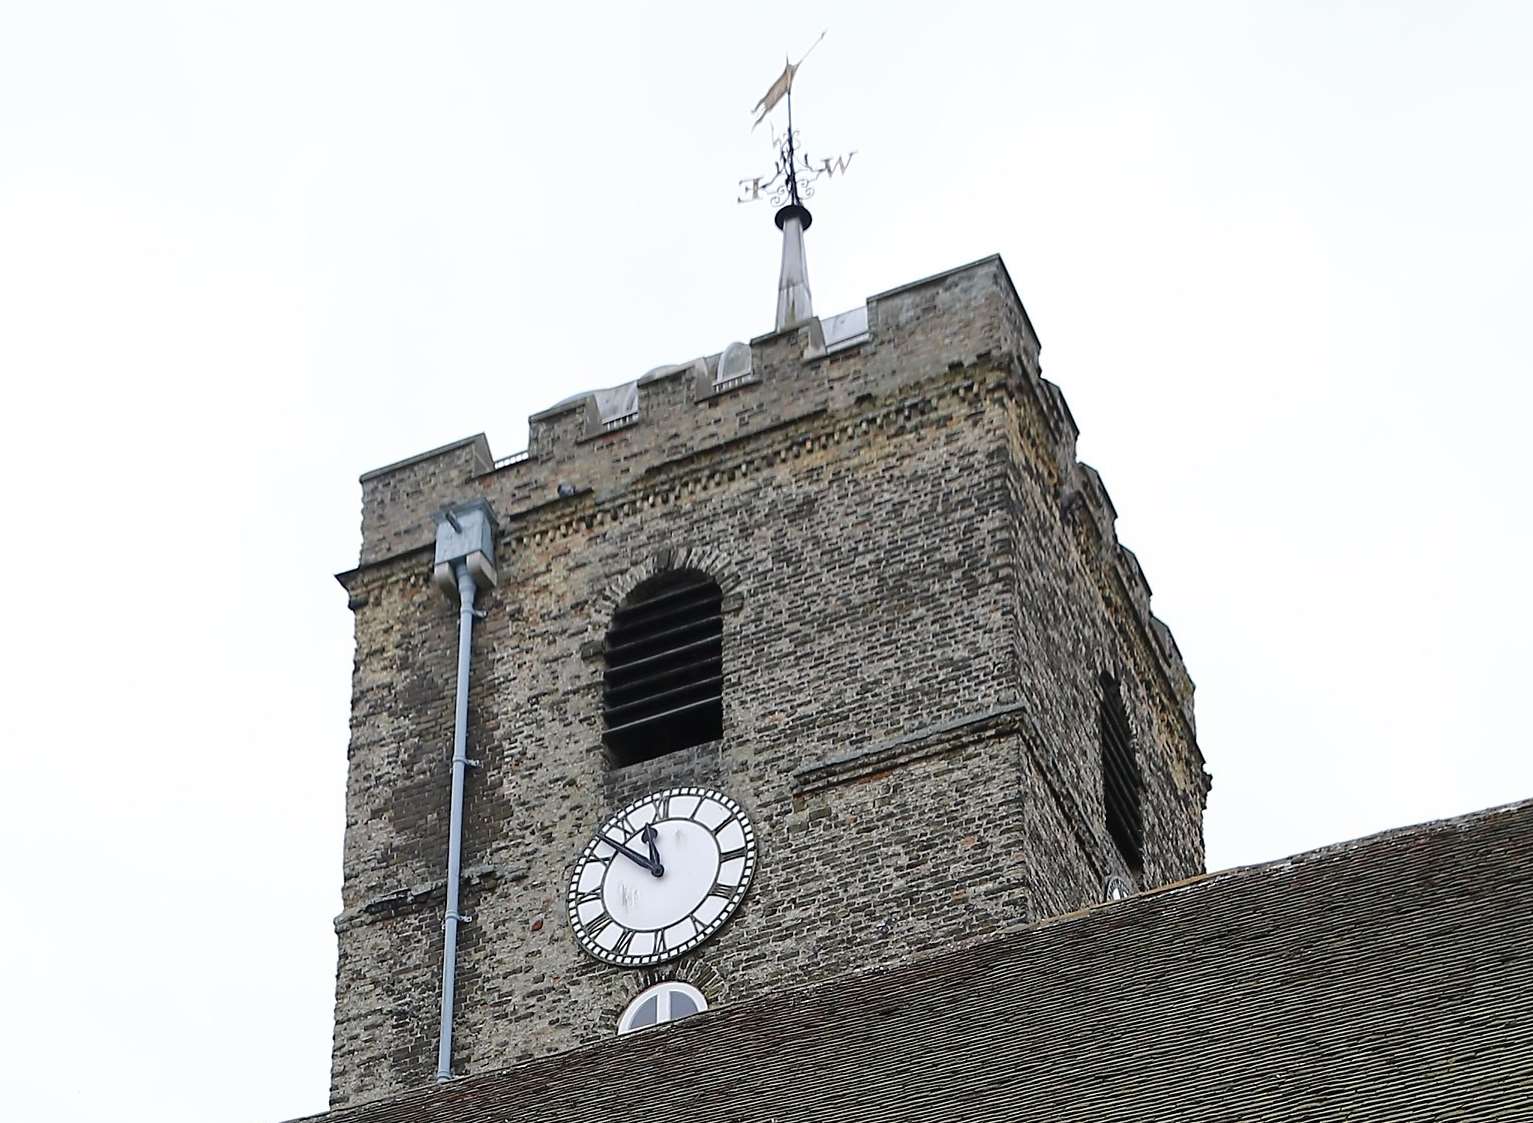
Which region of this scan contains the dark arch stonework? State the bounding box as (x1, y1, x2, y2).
(619, 956, 730, 1008)
(593, 545, 744, 627)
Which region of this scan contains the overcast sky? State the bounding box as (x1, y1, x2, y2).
(2, 3, 1530, 1121)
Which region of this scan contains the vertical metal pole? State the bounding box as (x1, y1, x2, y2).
(436, 563, 478, 1083)
(785, 88, 798, 205)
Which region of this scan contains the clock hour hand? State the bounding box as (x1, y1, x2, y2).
(600, 833, 665, 877)
(642, 824, 663, 874)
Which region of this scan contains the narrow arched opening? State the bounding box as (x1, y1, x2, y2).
(602, 569, 723, 765)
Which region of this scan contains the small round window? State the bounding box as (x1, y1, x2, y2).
(617, 981, 707, 1035)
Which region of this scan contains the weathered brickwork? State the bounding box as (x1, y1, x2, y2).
(330, 256, 1209, 1108)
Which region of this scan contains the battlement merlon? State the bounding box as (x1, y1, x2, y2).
(345, 254, 1195, 733)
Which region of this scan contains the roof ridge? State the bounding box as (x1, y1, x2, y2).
(1020, 794, 1533, 935)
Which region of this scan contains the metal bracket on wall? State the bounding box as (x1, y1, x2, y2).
(444, 911, 474, 927)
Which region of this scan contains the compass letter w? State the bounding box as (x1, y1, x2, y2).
(818, 152, 856, 178)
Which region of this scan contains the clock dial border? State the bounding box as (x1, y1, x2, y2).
(566, 785, 757, 968)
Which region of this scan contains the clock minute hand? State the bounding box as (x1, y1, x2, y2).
(600, 833, 663, 876)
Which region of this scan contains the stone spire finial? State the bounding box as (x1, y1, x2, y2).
(775, 203, 814, 329)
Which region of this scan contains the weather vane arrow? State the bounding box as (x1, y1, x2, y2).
(736, 31, 857, 208)
(751, 29, 822, 130)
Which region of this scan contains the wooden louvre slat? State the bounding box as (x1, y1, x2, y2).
(602, 695, 721, 741)
(602, 653, 722, 702)
(602, 634, 721, 682)
(604, 613, 723, 658)
(602, 674, 724, 722)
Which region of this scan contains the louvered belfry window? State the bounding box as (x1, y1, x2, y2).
(602, 570, 723, 765)
(1100, 672, 1145, 871)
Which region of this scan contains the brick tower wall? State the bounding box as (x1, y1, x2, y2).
(329, 256, 1207, 1107)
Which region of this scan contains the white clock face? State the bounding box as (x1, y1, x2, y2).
(567, 786, 757, 968)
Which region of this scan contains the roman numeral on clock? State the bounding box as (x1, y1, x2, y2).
(585, 911, 614, 938)
(719, 846, 748, 863)
(612, 929, 635, 956)
(708, 881, 736, 899)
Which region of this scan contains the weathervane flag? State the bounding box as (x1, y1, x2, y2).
(751, 30, 825, 130)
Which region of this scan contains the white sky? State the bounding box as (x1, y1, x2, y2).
(2, 3, 1529, 1120)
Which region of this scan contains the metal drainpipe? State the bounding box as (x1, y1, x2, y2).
(437, 561, 478, 1084)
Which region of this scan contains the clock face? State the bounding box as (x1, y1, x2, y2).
(567, 786, 757, 968)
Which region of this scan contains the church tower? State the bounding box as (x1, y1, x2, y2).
(329, 236, 1209, 1105)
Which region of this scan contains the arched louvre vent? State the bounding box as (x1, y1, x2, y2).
(1100, 672, 1144, 873)
(602, 570, 723, 766)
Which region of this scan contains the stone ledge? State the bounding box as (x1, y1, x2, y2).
(334, 862, 525, 933)
(792, 702, 1030, 795)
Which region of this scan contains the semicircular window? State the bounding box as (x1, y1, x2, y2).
(617, 981, 708, 1035)
(602, 569, 723, 766)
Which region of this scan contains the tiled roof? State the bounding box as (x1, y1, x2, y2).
(297, 798, 1533, 1123)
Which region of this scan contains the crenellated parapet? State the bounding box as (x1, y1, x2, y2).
(349, 252, 1197, 772)
(358, 257, 1039, 559)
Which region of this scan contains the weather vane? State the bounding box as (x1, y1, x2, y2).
(737, 31, 857, 208)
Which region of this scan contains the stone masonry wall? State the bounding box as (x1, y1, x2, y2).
(329, 256, 1209, 1108)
